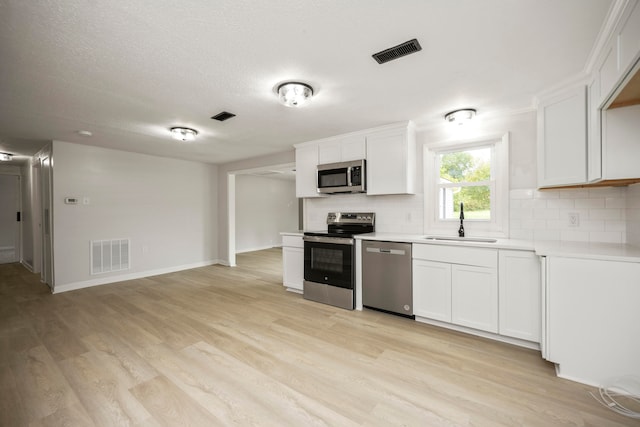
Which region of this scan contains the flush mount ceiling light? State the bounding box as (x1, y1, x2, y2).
(445, 109, 477, 125)
(277, 82, 314, 107)
(170, 127, 198, 142)
(0, 152, 13, 161)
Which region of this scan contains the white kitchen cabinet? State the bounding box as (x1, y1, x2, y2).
(318, 134, 366, 164)
(413, 244, 498, 333)
(282, 235, 304, 293)
(498, 250, 541, 342)
(294, 144, 322, 198)
(597, 45, 619, 107)
(601, 103, 640, 180)
(587, 77, 602, 182)
(536, 85, 587, 188)
(412, 259, 451, 322)
(451, 264, 498, 333)
(545, 256, 640, 387)
(366, 122, 416, 195)
(598, 0, 640, 106)
(317, 138, 341, 165)
(618, 0, 640, 78)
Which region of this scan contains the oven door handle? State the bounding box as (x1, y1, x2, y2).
(303, 236, 354, 245)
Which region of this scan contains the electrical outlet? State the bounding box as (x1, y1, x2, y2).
(568, 212, 580, 227)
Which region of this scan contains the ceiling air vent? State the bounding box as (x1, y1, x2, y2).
(372, 38, 422, 64)
(211, 111, 236, 121)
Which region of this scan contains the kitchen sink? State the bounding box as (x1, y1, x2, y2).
(423, 236, 497, 243)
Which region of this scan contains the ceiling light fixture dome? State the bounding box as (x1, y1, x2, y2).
(277, 82, 314, 107)
(170, 127, 198, 142)
(0, 152, 13, 161)
(444, 108, 477, 125)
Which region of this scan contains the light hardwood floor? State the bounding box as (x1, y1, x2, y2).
(1, 248, 637, 426)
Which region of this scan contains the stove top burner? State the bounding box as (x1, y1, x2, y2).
(304, 212, 375, 238)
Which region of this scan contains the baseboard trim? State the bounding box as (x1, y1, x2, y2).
(21, 260, 35, 273)
(52, 259, 221, 294)
(236, 245, 279, 254)
(414, 316, 541, 351)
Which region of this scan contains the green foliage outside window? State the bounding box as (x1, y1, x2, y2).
(439, 151, 491, 213)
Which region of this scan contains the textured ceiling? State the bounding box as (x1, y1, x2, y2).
(0, 0, 613, 165)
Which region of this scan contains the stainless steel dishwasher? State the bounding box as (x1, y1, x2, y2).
(362, 240, 413, 318)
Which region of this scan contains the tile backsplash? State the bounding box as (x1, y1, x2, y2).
(305, 183, 640, 246)
(626, 183, 640, 246)
(305, 193, 424, 234)
(510, 187, 627, 243)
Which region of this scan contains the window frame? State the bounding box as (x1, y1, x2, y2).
(424, 133, 509, 238)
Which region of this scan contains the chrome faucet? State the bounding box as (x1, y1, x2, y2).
(458, 202, 465, 237)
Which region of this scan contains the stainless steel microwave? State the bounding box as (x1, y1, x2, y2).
(317, 159, 366, 194)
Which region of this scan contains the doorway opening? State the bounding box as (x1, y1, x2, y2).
(0, 174, 21, 264)
(227, 163, 299, 267)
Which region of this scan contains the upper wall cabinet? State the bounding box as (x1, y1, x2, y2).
(366, 122, 416, 195)
(295, 144, 322, 198)
(600, 0, 640, 106)
(317, 134, 366, 164)
(619, 1, 640, 78)
(294, 121, 416, 198)
(537, 86, 587, 188)
(536, 0, 640, 189)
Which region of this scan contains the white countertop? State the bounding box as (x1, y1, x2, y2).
(354, 232, 640, 263)
(281, 230, 640, 262)
(533, 240, 640, 262)
(355, 232, 536, 251)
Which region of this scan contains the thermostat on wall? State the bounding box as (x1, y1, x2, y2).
(64, 197, 79, 205)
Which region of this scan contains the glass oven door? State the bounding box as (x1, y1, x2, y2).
(303, 236, 354, 289)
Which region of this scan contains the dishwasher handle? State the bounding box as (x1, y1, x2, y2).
(365, 247, 406, 256)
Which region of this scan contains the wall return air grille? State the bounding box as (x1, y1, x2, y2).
(91, 238, 130, 275)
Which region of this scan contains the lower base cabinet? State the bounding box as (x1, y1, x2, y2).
(282, 235, 304, 293)
(545, 256, 640, 386)
(451, 264, 498, 333)
(413, 245, 541, 343)
(413, 260, 451, 322)
(412, 244, 498, 334)
(498, 250, 541, 342)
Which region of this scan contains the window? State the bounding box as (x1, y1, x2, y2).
(425, 133, 509, 237)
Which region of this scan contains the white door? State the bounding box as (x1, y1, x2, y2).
(451, 264, 498, 333)
(0, 175, 20, 264)
(412, 260, 452, 322)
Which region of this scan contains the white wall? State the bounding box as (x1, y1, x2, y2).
(51, 140, 219, 291)
(235, 175, 297, 253)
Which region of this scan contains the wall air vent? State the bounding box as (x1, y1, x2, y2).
(372, 39, 422, 64)
(91, 238, 130, 275)
(211, 111, 236, 121)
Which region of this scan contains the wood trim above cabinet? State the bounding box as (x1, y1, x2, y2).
(608, 66, 640, 109)
(539, 177, 640, 190)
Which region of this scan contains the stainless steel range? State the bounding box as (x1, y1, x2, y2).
(303, 212, 375, 310)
